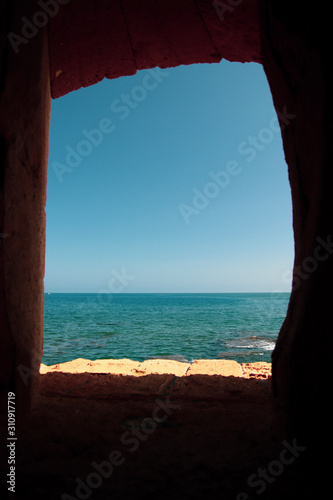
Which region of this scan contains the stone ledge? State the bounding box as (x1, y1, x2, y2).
(40, 358, 271, 379)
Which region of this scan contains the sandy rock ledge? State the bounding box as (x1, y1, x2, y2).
(40, 358, 271, 379)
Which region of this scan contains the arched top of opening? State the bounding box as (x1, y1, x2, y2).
(48, 0, 260, 99)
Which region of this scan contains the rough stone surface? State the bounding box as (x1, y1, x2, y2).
(259, 0, 331, 441)
(40, 358, 142, 375)
(186, 359, 243, 376)
(1, 365, 312, 500)
(258, 0, 331, 492)
(241, 361, 272, 379)
(40, 358, 247, 377)
(0, 1, 51, 415)
(129, 359, 190, 377)
(48, 0, 260, 98)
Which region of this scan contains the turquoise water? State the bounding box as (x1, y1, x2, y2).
(43, 293, 290, 366)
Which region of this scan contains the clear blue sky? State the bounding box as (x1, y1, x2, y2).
(45, 60, 294, 293)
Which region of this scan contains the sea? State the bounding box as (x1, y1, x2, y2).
(43, 292, 290, 366)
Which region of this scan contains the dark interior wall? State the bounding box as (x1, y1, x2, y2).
(0, 3, 330, 475)
(259, 2, 331, 478)
(0, 0, 51, 414)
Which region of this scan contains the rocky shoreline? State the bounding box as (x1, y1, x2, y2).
(40, 357, 272, 379)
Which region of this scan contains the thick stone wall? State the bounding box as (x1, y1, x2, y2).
(0, 0, 51, 414)
(259, 0, 331, 490)
(48, 0, 260, 98)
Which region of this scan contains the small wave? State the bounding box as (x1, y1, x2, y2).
(221, 335, 276, 352)
(217, 350, 265, 359)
